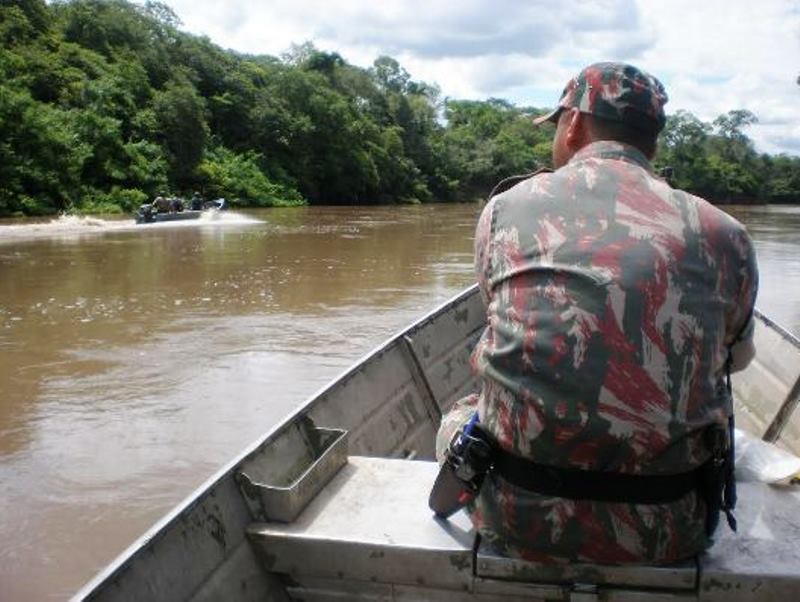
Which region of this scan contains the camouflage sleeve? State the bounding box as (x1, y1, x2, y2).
(475, 197, 496, 306)
(727, 227, 759, 345)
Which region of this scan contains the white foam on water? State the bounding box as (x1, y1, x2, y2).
(133, 210, 261, 230)
(197, 210, 261, 224)
(0, 211, 261, 243)
(0, 214, 129, 242)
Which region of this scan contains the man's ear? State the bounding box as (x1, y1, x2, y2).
(564, 109, 589, 151)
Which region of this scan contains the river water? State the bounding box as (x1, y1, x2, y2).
(1, 203, 798, 600)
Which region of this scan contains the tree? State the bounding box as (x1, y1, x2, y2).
(0, 84, 90, 214)
(3, 0, 796, 214)
(711, 109, 758, 163)
(197, 146, 302, 206)
(152, 75, 209, 187)
(371, 56, 410, 93)
(142, 1, 181, 29)
(658, 110, 711, 191)
(763, 154, 800, 202)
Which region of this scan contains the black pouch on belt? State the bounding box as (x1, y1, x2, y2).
(700, 419, 737, 537)
(429, 421, 495, 518)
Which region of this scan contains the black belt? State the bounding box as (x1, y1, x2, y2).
(476, 427, 703, 505)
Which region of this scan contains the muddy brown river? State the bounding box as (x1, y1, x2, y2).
(1, 203, 799, 600)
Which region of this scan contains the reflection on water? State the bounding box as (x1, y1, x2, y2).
(0, 202, 798, 600)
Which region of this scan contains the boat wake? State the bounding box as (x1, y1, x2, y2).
(0, 214, 130, 243)
(197, 211, 260, 225)
(136, 210, 261, 229)
(0, 212, 261, 244)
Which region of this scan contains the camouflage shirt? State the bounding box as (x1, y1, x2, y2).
(438, 140, 758, 564)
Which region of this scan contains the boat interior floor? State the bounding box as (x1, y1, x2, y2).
(247, 456, 800, 602)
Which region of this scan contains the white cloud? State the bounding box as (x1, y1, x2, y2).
(637, 0, 800, 155)
(158, 0, 800, 155)
(399, 54, 553, 100)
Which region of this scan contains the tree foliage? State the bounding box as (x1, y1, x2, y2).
(656, 108, 798, 203)
(1, 0, 798, 216)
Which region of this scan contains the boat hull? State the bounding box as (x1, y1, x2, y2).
(134, 199, 226, 224)
(73, 286, 800, 601)
(135, 210, 204, 224)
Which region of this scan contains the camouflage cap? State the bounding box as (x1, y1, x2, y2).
(533, 62, 668, 133)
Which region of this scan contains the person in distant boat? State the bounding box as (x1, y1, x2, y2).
(151, 194, 172, 213)
(435, 63, 758, 565)
(190, 191, 203, 211)
(170, 197, 184, 212)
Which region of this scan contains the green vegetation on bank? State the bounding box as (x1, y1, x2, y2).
(1, 0, 798, 216)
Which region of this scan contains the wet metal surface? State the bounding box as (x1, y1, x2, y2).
(246, 457, 475, 590)
(236, 425, 348, 523)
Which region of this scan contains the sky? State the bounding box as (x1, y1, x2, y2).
(158, 0, 800, 156)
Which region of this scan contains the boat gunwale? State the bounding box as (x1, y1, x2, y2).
(74, 290, 799, 600)
(750, 309, 800, 444)
(754, 307, 800, 350)
(73, 283, 482, 599)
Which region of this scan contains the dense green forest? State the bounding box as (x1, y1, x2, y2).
(1, 0, 799, 216)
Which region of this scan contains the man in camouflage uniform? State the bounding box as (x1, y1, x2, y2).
(152, 194, 172, 213)
(436, 62, 758, 564)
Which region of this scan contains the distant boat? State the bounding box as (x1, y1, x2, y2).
(73, 285, 800, 601)
(134, 198, 226, 224)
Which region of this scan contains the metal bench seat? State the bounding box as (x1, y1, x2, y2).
(246, 456, 800, 601)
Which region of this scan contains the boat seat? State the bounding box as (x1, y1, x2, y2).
(246, 456, 800, 601)
(246, 457, 478, 598)
(695, 480, 800, 599)
(476, 479, 800, 600)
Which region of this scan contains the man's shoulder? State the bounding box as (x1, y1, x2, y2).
(676, 188, 750, 236)
(488, 168, 555, 203)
